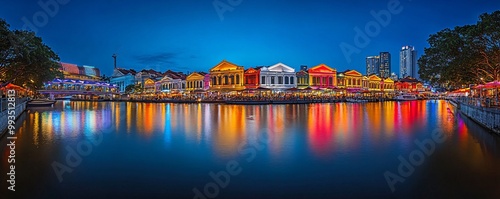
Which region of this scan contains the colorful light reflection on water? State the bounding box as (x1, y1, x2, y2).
(1, 100, 500, 198)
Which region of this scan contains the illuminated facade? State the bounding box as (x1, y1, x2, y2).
(156, 70, 187, 93)
(209, 60, 245, 91)
(186, 72, 209, 91)
(110, 68, 137, 93)
(41, 62, 118, 97)
(368, 74, 382, 91)
(395, 77, 423, 92)
(338, 70, 363, 89)
(383, 78, 395, 92)
(308, 64, 337, 89)
(296, 70, 309, 89)
(244, 67, 262, 89)
(260, 63, 296, 90)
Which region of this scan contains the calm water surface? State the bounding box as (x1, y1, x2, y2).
(1, 100, 500, 198)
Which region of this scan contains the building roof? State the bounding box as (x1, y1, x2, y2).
(117, 68, 137, 75)
(398, 77, 420, 83)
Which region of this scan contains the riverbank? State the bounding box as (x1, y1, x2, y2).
(0, 98, 28, 138)
(452, 98, 500, 135)
(75, 97, 406, 105)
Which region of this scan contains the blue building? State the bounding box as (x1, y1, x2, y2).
(110, 68, 137, 93)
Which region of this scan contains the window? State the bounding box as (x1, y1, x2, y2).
(278, 76, 283, 84)
(290, 77, 294, 84)
(285, 76, 289, 84)
(271, 76, 275, 84)
(261, 76, 266, 84)
(236, 75, 240, 84)
(224, 76, 228, 85)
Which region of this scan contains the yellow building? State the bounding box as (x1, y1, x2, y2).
(186, 72, 208, 91)
(209, 60, 245, 92)
(338, 70, 363, 89)
(368, 74, 382, 91)
(383, 78, 395, 92)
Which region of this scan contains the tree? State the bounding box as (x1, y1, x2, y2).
(0, 18, 62, 89)
(419, 11, 500, 88)
(124, 84, 142, 94)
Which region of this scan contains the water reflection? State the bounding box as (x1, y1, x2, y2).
(3, 100, 500, 198)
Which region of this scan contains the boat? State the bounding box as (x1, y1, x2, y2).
(27, 99, 56, 107)
(395, 94, 418, 101)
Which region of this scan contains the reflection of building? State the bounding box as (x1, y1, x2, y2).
(209, 60, 245, 92)
(260, 63, 296, 90)
(296, 66, 309, 89)
(308, 64, 337, 89)
(400, 46, 418, 79)
(244, 67, 262, 89)
(110, 68, 137, 93)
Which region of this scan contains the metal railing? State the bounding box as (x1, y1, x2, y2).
(454, 97, 500, 108)
(0, 98, 28, 112)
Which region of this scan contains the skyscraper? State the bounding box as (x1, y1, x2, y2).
(379, 52, 391, 78)
(399, 46, 418, 79)
(366, 56, 380, 76)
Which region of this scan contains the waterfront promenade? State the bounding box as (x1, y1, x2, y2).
(452, 97, 500, 135)
(0, 98, 28, 137)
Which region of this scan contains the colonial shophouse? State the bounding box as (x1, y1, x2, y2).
(308, 64, 337, 89)
(395, 77, 424, 92)
(209, 60, 245, 92)
(260, 63, 296, 90)
(244, 67, 262, 89)
(337, 70, 364, 90)
(110, 68, 137, 93)
(296, 69, 309, 89)
(156, 70, 186, 93)
(186, 72, 210, 91)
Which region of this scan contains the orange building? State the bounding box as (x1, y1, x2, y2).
(308, 64, 337, 89)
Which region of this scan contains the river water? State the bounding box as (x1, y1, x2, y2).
(1, 100, 500, 198)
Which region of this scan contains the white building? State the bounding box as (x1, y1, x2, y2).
(110, 68, 137, 93)
(259, 63, 296, 90)
(399, 46, 418, 79)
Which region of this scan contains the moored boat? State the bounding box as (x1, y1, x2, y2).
(27, 99, 56, 107)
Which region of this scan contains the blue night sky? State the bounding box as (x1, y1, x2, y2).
(1, 0, 498, 76)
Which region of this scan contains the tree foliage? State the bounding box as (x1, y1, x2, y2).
(125, 84, 142, 94)
(419, 11, 500, 88)
(0, 18, 62, 89)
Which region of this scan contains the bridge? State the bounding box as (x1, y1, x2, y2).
(38, 78, 119, 99)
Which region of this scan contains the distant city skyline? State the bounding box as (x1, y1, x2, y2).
(0, 0, 497, 77)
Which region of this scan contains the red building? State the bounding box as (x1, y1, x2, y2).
(395, 77, 424, 92)
(244, 67, 262, 89)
